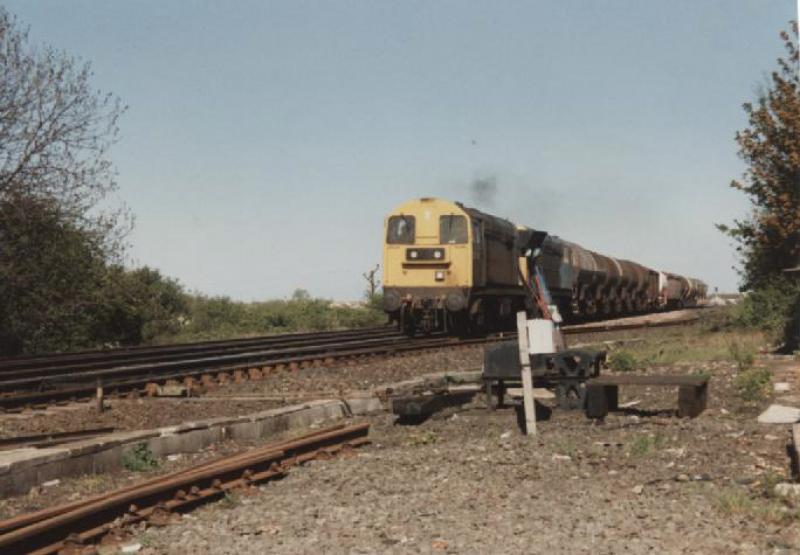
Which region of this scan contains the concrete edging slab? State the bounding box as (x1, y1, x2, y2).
(0, 396, 383, 497)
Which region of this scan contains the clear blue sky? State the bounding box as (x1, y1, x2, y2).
(4, 1, 796, 299)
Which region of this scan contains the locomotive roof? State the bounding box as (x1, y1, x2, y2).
(387, 197, 516, 228)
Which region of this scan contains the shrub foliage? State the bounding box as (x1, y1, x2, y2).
(164, 292, 386, 344)
(720, 23, 800, 349)
(0, 9, 384, 355)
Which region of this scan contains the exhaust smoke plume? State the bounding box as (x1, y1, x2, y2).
(456, 172, 561, 233)
(469, 175, 498, 207)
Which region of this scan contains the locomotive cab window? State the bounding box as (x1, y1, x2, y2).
(439, 215, 467, 244)
(386, 215, 415, 244)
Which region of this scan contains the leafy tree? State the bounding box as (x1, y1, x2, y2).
(0, 193, 188, 354)
(720, 22, 800, 350)
(292, 289, 311, 301)
(0, 8, 137, 354)
(719, 22, 800, 287)
(0, 7, 127, 243)
(94, 267, 188, 345)
(0, 194, 108, 354)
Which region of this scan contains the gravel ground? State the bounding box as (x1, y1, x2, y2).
(2, 316, 798, 553)
(0, 345, 487, 520)
(221, 345, 485, 397)
(137, 359, 800, 554)
(0, 344, 484, 438)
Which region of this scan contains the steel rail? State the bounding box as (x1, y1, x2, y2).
(0, 333, 424, 394)
(0, 334, 491, 410)
(0, 327, 399, 374)
(0, 329, 402, 384)
(0, 307, 704, 372)
(0, 325, 394, 368)
(0, 423, 370, 555)
(0, 312, 701, 411)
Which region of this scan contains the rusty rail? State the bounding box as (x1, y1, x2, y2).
(0, 423, 369, 555)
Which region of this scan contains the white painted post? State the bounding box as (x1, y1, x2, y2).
(516, 311, 537, 436)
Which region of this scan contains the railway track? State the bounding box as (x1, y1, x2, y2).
(0, 326, 399, 375)
(0, 310, 702, 412)
(0, 332, 505, 411)
(0, 423, 370, 555)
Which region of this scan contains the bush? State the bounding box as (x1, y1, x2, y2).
(0, 194, 109, 354)
(728, 340, 756, 371)
(94, 266, 188, 346)
(122, 443, 159, 472)
(0, 194, 188, 355)
(156, 292, 387, 344)
(608, 350, 639, 372)
(734, 277, 800, 348)
(734, 367, 772, 404)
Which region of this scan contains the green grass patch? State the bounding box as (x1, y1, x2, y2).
(153, 291, 387, 344)
(221, 491, 241, 508)
(627, 434, 665, 457)
(715, 485, 796, 524)
(608, 350, 640, 372)
(734, 367, 772, 404)
(122, 443, 159, 472)
(600, 311, 766, 368)
(551, 438, 580, 459)
(728, 339, 756, 371)
(408, 430, 439, 446)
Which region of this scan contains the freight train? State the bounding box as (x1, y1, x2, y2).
(382, 197, 706, 335)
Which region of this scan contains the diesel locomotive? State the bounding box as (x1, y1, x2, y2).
(382, 197, 706, 335)
(382, 198, 532, 334)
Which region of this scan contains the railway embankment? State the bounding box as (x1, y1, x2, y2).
(0, 309, 797, 553)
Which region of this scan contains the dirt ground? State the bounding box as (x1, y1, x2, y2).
(2, 316, 800, 553)
(138, 361, 800, 554)
(0, 345, 488, 520)
(0, 344, 486, 438)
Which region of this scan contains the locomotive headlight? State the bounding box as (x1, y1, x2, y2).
(409, 250, 418, 259)
(435, 271, 445, 281)
(433, 250, 442, 259)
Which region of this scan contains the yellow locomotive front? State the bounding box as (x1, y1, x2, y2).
(382, 198, 526, 335)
